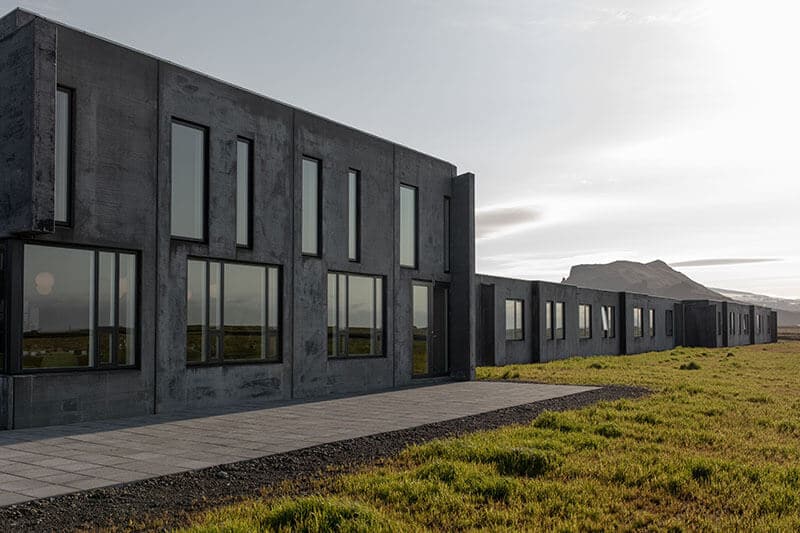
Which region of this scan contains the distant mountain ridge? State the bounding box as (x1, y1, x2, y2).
(562, 260, 800, 326)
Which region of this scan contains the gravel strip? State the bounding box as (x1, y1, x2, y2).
(0, 385, 647, 532)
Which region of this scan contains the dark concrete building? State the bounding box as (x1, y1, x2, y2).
(0, 9, 475, 429)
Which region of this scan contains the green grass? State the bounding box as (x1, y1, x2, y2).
(178, 342, 800, 532)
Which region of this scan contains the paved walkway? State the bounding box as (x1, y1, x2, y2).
(0, 381, 595, 506)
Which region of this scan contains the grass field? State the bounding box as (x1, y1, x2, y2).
(179, 342, 800, 532)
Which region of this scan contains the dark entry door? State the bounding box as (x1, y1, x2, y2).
(412, 282, 449, 378)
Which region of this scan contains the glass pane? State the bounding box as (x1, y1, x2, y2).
(555, 302, 564, 339)
(348, 171, 358, 261)
(327, 273, 337, 356)
(209, 262, 221, 331)
(443, 197, 450, 272)
(171, 122, 205, 239)
(545, 301, 553, 339)
(374, 278, 383, 355)
(186, 260, 207, 363)
(267, 267, 280, 361)
(515, 300, 523, 340)
(302, 158, 319, 255)
(338, 274, 347, 355)
(97, 252, 116, 364)
(236, 140, 251, 246)
(223, 263, 265, 360)
(347, 275, 374, 355)
(118, 253, 136, 365)
(400, 186, 416, 267)
(412, 284, 429, 376)
(0, 248, 5, 373)
(22, 245, 94, 369)
(55, 89, 70, 223)
(505, 300, 515, 340)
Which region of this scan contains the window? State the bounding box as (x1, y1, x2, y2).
(327, 272, 384, 357)
(665, 310, 674, 337)
(601, 305, 615, 338)
(633, 307, 643, 338)
(171, 120, 207, 240)
(718, 311, 723, 336)
(757, 314, 762, 334)
(443, 197, 451, 272)
(0, 246, 5, 373)
(236, 138, 252, 247)
(55, 87, 73, 224)
(742, 315, 749, 335)
(545, 301, 554, 340)
(348, 170, 360, 261)
(400, 185, 417, 268)
(555, 302, 565, 339)
(187, 259, 280, 364)
(648, 308, 656, 337)
(578, 304, 591, 339)
(505, 299, 523, 341)
(22, 244, 137, 370)
(302, 157, 321, 255)
(729, 312, 735, 334)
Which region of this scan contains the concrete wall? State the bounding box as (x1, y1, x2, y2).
(621, 292, 679, 354)
(475, 275, 534, 366)
(682, 300, 724, 348)
(751, 306, 772, 345)
(723, 301, 752, 347)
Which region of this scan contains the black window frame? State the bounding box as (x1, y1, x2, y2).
(327, 271, 386, 358)
(186, 257, 282, 366)
(633, 307, 643, 338)
(545, 300, 554, 340)
(601, 305, 615, 339)
(665, 309, 674, 337)
(648, 308, 656, 337)
(301, 155, 323, 257)
(578, 303, 592, 339)
(505, 299, 524, 341)
(399, 184, 419, 269)
(18, 241, 141, 374)
(236, 137, 254, 249)
(348, 168, 361, 262)
(55, 85, 75, 227)
(0, 244, 6, 374)
(170, 118, 210, 243)
(443, 196, 451, 273)
(555, 301, 566, 340)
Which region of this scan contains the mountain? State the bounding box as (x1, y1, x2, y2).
(562, 260, 800, 326)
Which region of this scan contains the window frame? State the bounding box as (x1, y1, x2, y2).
(648, 308, 656, 337)
(545, 301, 554, 340)
(555, 301, 566, 340)
(443, 196, 451, 273)
(186, 257, 282, 366)
(348, 169, 361, 262)
(327, 271, 386, 358)
(578, 303, 592, 339)
(0, 244, 6, 374)
(55, 86, 75, 227)
(399, 184, 419, 269)
(18, 241, 141, 374)
(236, 137, 254, 249)
(601, 305, 615, 339)
(301, 156, 323, 257)
(505, 299, 524, 341)
(170, 118, 209, 243)
(665, 309, 674, 337)
(633, 307, 643, 338)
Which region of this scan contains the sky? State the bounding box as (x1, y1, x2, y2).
(4, 0, 799, 298)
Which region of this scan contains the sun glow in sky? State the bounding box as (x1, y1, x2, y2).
(5, 0, 798, 297)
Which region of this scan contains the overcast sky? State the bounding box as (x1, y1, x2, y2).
(6, 0, 799, 298)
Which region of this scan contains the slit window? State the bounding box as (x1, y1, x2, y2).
(236, 138, 252, 247)
(348, 170, 360, 261)
(505, 299, 523, 341)
(648, 308, 656, 337)
(443, 197, 451, 272)
(327, 272, 384, 357)
(633, 307, 643, 338)
(545, 301, 554, 340)
(400, 185, 417, 268)
(171, 120, 207, 240)
(555, 302, 565, 339)
(302, 157, 321, 255)
(665, 309, 674, 337)
(578, 304, 591, 339)
(55, 87, 73, 224)
(601, 305, 615, 338)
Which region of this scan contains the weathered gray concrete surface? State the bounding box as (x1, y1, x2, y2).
(0, 381, 595, 506)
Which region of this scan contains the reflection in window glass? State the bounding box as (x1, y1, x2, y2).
(601, 305, 615, 338)
(236, 139, 251, 247)
(302, 157, 320, 255)
(400, 185, 417, 267)
(545, 301, 553, 340)
(22, 245, 94, 369)
(0, 247, 6, 373)
(55, 88, 71, 223)
(328, 273, 384, 357)
(578, 304, 591, 339)
(171, 121, 206, 239)
(649, 308, 656, 337)
(633, 307, 643, 338)
(186, 260, 207, 363)
(505, 299, 523, 340)
(223, 263, 265, 361)
(555, 302, 565, 339)
(118, 254, 136, 365)
(97, 252, 116, 364)
(412, 284, 429, 375)
(267, 267, 280, 360)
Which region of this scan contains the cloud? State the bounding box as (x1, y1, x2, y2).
(476, 206, 542, 240)
(670, 258, 782, 268)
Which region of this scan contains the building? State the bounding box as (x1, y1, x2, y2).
(0, 9, 776, 430)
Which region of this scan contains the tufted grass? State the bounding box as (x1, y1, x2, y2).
(180, 342, 800, 532)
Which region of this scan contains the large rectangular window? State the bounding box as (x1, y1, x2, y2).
(443, 197, 451, 272)
(55, 87, 73, 224)
(187, 259, 280, 364)
(327, 272, 384, 357)
(578, 304, 591, 339)
(633, 307, 643, 338)
(555, 302, 565, 339)
(400, 185, 417, 268)
(601, 305, 615, 338)
(348, 169, 360, 261)
(302, 157, 321, 255)
(666, 309, 674, 337)
(649, 308, 656, 337)
(505, 299, 523, 341)
(22, 244, 137, 370)
(236, 138, 252, 247)
(171, 120, 207, 240)
(545, 301, 554, 340)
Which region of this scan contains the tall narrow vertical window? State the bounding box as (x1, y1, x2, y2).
(0, 247, 5, 373)
(633, 307, 643, 338)
(118, 253, 137, 366)
(648, 308, 656, 337)
(578, 304, 591, 339)
(236, 138, 252, 247)
(348, 170, 360, 261)
(400, 185, 417, 268)
(186, 260, 207, 363)
(665, 309, 674, 337)
(555, 302, 565, 339)
(718, 311, 723, 336)
(601, 305, 615, 338)
(327, 272, 384, 357)
(55, 87, 72, 224)
(302, 157, 321, 255)
(443, 197, 451, 272)
(505, 299, 523, 341)
(545, 301, 554, 340)
(171, 121, 206, 240)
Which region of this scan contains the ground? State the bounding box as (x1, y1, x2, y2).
(176, 341, 800, 532)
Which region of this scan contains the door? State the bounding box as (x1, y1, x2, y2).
(412, 282, 449, 378)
